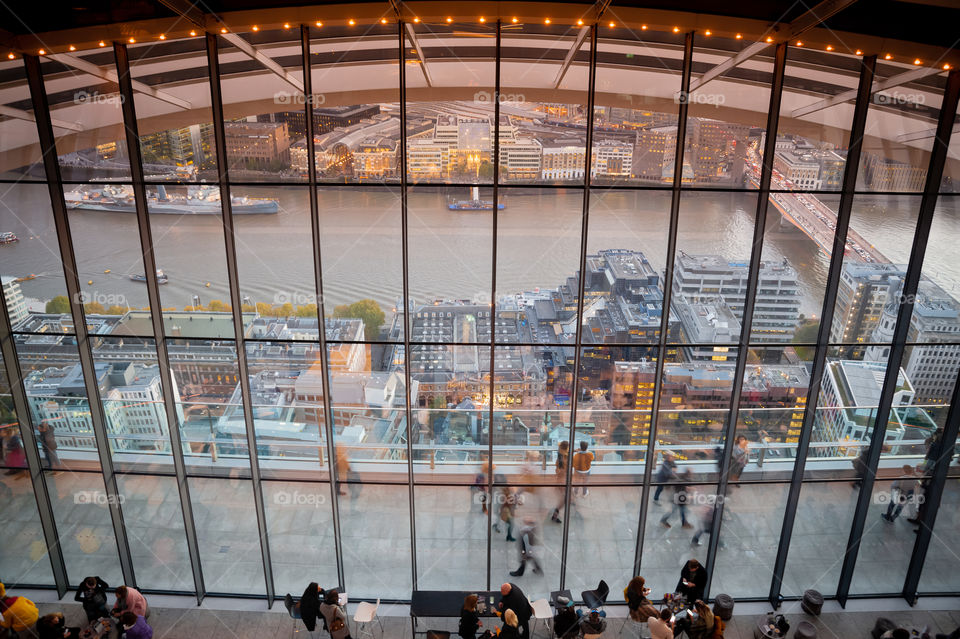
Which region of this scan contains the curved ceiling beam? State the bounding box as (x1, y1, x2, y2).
(792, 65, 942, 118)
(0, 103, 83, 132)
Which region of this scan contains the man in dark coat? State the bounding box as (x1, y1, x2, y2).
(498, 583, 533, 639)
(38, 420, 60, 469)
(299, 582, 322, 632)
(676, 559, 707, 602)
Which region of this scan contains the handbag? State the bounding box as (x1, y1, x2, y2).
(330, 616, 345, 633)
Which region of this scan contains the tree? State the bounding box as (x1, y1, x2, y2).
(295, 304, 318, 317)
(46, 296, 71, 314)
(83, 301, 106, 314)
(332, 299, 385, 340)
(206, 299, 231, 313)
(792, 320, 820, 360)
(105, 305, 128, 315)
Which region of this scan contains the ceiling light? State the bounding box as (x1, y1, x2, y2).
(577, 19, 583, 25)
(158, 34, 165, 40)
(128, 37, 136, 43)
(479, 17, 486, 23)
(735, 33, 742, 39)
(673, 27, 680, 33)
(413, 18, 419, 23)
(6, 53, 14, 59)
(641, 25, 648, 30)
(795, 40, 802, 46)
(446, 17, 453, 23)
(38, 49, 45, 55)
(609, 22, 616, 28)
(944, 63, 951, 70)
(69, 45, 76, 50)
(884, 54, 892, 60)
(381, 18, 388, 24)
(766, 36, 773, 43)
(316, 21, 323, 27)
(704, 30, 711, 36)
(513, 18, 520, 23)
(914, 58, 922, 65)
(349, 19, 356, 25)
(189, 30, 197, 37)
(855, 49, 863, 55)
(284, 23, 291, 29)
(99, 41, 106, 47)
(252, 25, 259, 31)
(826, 45, 833, 51)
(220, 27, 227, 33)
(544, 18, 551, 24)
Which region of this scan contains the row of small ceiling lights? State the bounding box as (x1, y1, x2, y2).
(3, 18, 951, 69)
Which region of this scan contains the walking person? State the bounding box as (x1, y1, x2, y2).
(572, 441, 594, 496)
(1, 426, 27, 478)
(652, 451, 677, 505)
(37, 420, 60, 470)
(692, 501, 723, 548)
(660, 468, 693, 529)
(550, 441, 569, 523)
(882, 464, 917, 523)
(727, 436, 749, 484)
(509, 517, 542, 577)
(493, 485, 517, 541)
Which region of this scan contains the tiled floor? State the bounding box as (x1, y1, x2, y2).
(15, 593, 960, 639)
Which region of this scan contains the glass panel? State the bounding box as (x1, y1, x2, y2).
(45, 470, 122, 586)
(575, 346, 658, 484)
(0, 59, 45, 180)
(20, 341, 100, 471)
(310, 22, 399, 185)
(327, 341, 406, 483)
(781, 480, 857, 597)
(233, 185, 317, 323)
(338, 483, 411, 597)
(775, 48, 859, 192)
(148, 188, 235, 337)
(44, 51, 131, 181)
(670, 192, 758, 345)
(0, 183, 70, 322)
(92, 338, 173, 474)
(488, 482, 563, 591)
(246, 340, 327, 479)
(0, 472, 55, 585)
(917, 476, 960, 592)
(264, 480, 338, 594)
(318, 186, 402, 330)
(500, 22, 590, 186)
(653, 347, 740, 484)
(188, 477, 266, 594)
(167, 338, 249, 476)
(849, 477, 917, 594)
(414, 485, 486, 589)
(130, 35, 218, 182)
(405, 21, 495, 185)
(407, 185, 493, 317)
(586, 189, 672, 344)
(640, 483, 717, 597)
(218, 28, 303, 182)
(565, 485, 643, 600)
(115, 473, 192, 591)
(712, 482, 789, 597)
(685, 39, 774, 189)
(593, 29, 683, 186)
(496, 187, 583, 344)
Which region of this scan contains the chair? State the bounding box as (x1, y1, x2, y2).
(531, 598, 553, 638)
(284, 593, 316, 639)
(353, 598, 384, 639)
(580, 580, 609, 610)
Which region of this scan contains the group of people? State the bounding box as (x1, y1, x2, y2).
(1, 420, 62, 478)
(458, 583, 534, 639)
(296, 583, 351, 639)
(0, 578, 151, 639)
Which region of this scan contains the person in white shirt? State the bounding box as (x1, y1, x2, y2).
(648, 608, 675, 639)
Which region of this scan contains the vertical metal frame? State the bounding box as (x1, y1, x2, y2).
(836, 67, 960, 605)
(204, 33, 275, 605)
(486, 19, 502, 592)
(23, 52, 137, 588)
(634, 30, 695, 576)
(558, 23, 598, 590)
(0, 273, 69, 594)
(112, 41, 206, 604)
(397, 19, 419, 593)
(702, 41, 788, 600)
(301, 24, 347, 589)
(767, 54, 878, 607)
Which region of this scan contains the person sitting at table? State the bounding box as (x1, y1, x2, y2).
(685, 601, 714, 639)
(37, 612, 80, 639)
(675, 559, 707, 602)
(498, 583, 532, 639)
(625, 576, 659, 622)
(300, 582, 323, 633)
(111, 585, 149, 620)
(552, 597, 578, 639)
(459, 594, 482, 639)
(319, 588, 351, 639)
(75, 576, 110, 622)
(499, 609, 522, 639)
(579, 610, 606, 637)
(120, 612, 153, 639)
(648, 609, 674, 639)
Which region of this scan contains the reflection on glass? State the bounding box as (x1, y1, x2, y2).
(338, 483, 411, 598)
(189, 477, 266, 594)
(0, 472, 54, 585)
(488, 482, 562, 590)
(918, 477, 960, 592)
(264, 480, 338, 594)
(44, 471, 123, 586)
(849, 478, 917, 594)
(414, 485, 486, 589)
(115, 474, 192, 591)
(640, 484, 714, 596)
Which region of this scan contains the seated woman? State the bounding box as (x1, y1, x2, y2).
(319, 589, 351, 639)
(685, 601, 715, 639)
(120, 612, 153, 639)
(499, 609, 521, 639)
(300, 582, 322, 633)
(37, 612, 81, 639)
(579, 610, 607, 637)
(552, 598, 578, 639)
(675, 559, 707, 602)
(625, 576, 659, 622)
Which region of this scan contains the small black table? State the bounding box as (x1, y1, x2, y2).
(410, 590, 501, 637)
